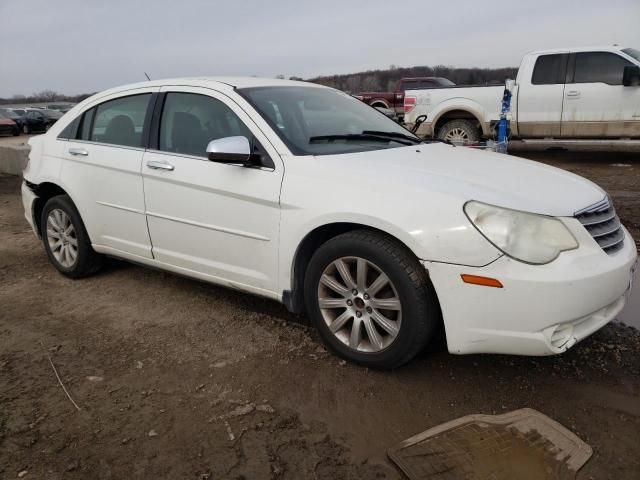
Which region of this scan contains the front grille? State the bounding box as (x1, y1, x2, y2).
(575, 196, 624, 254)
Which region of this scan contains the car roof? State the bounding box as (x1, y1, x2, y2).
(100, 76, 327, 97)
(526, 45, 632, 55)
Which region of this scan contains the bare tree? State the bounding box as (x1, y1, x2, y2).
(33, 90, 60, 102)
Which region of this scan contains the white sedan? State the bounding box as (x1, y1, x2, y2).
(21, 77, 637, 368)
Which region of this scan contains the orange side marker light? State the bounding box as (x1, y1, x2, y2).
(461, 274, 503, 288)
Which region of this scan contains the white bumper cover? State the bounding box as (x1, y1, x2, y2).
(426, 226, 637, 356)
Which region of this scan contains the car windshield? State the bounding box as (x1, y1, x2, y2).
(622, 48, 640, 62)
(0, 109, 19, 119)
(42, 109, 62, 119)
(238, 86, 420, 156)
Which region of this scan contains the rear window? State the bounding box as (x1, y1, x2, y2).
(532, 54, 568, 85)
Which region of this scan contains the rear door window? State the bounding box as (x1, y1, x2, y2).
(532, 54, 568, 85)
(573, 52, 633, 85)
(90, 94, 151, 147)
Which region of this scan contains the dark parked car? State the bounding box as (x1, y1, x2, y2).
(22, 109, 62, 134)
(0, 108, 26, 130)
(0, 113, 19, 136)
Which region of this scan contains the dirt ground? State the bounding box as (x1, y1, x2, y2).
(1, 149, 639, 479)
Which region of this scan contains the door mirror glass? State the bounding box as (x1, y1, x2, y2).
(622, 65, 640, 86)
(206, 136, 251, 164)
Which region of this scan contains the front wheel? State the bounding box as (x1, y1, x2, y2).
(304, 230, 440, 369)
(22, 124, 30, 134)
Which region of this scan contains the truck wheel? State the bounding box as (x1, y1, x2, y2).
(437, 119, 480, 144)
(304, 230, 440, 369)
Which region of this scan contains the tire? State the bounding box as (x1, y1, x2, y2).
(304, 230, 440, 369)
(22, 124, 29, 134)
(41, 195, 104, 278)
(437, 119, 481, 144)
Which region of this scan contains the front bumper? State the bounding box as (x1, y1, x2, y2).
(425, 225, 637, 356)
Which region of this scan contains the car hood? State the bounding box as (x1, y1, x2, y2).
(0, 118, 16, 126)
(315, 143, 605, 217)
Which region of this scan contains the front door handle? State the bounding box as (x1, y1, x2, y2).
(146, 160, 175, 171)
(68, 148, 88, 156)
(566, 90, 581, 98)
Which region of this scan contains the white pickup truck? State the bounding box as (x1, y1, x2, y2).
(403, 46, 640, 143)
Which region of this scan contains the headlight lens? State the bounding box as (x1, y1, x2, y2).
(464, 201, 578, 264)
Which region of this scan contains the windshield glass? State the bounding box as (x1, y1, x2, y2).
(238, 86, 420, 156)
(0, 109, 19, 119)
(622, 48, 640, 62)
(42, 109, 62, 119)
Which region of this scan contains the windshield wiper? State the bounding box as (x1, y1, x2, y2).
(309, 133, 415, 146)
(361, 130, 422, 144)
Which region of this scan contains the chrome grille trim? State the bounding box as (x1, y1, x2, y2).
(574, 196, 624, 255)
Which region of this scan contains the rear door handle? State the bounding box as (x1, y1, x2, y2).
(68, 148, 88, 156)
(146, 160, 175, 171)
(566, 90, 580, 98)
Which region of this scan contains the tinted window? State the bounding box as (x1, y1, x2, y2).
(622, 48, 640, 62)
(402, 80, 418, 90)
(417, 80, 435, 88)
(78, 108, 95, 140)
(90, 94, 151, 147)
(574, 52, 632, 85)
(532, 54, 568, 85)
(159, 93, 253, 158)
(57, 116, 80, 139)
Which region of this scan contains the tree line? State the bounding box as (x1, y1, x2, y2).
(1, 64, 519, 104)
(0, 90, 94, 105)
(306, 65, 518, 92)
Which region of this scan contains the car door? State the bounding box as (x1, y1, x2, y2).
(516, 53, 568, 137)
(58, 89, 157, 258)
(141, 87, 283, 297)
(561, 51, 636, 137)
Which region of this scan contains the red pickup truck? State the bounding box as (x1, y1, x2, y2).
(355, 77, 454, 118)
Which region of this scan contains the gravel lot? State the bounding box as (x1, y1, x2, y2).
(1, 146, 639, 479)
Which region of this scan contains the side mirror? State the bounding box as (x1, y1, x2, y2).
(622, 65, 640, 86)
(206, 136, 251, 164)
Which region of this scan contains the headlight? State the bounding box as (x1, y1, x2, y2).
(464, 201, 578, 264)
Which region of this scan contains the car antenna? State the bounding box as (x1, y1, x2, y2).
(144, 72, 151, 81)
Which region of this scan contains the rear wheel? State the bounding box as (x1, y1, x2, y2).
(41, 195, 104, 278)
(437, 119, 480, 144)
(304, 230, 440, 369)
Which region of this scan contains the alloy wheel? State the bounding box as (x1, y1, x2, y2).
(46, 209, 78, 268)
(443, 127, 470, 144)
(317, 256, 402, 353)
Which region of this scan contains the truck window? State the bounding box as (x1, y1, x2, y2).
(532, 54, 568, 85)
(402, 80, 418, 90)
(573, 52, 633, 85)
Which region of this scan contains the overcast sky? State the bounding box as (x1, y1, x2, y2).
(1, 0, 638, 97)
